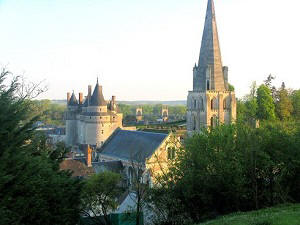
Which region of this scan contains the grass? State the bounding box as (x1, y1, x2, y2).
(198, 204, 300, 225)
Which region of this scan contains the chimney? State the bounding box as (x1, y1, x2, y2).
(112, 95, 116, 103)
(86, 145, 92, 167)
(67, 92, 71, 105)
(88, 85, 92, 105)
(79, 92, 83, 105)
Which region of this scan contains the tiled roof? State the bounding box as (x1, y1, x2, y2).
(60, 159, 94, 177)
(99, 129, 169, 162)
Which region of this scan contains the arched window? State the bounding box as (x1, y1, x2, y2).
(167, 147, 176, 160)
(211, 98, 218, 110)
(210, 116, 217, 128)
(199, 97, 204, 110)
(193, 116, 196, 130)
(223, 97, 231, 110)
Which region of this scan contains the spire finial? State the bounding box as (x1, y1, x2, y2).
(97, 77, 99, 84)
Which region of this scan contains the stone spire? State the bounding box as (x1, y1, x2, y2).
(194, 0, 226, 92)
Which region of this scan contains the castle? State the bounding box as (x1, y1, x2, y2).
(187, 0, 236, 134)
(65, 79, 123, 147)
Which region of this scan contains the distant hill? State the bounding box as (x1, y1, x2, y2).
(51, 100, 187, 106)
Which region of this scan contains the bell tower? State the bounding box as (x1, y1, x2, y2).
(187, 0, 236, 134)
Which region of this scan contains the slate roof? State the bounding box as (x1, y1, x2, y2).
(90, 81, 107, 106)
(69, 93, 78, 106)
(92, 161, 124, 174)
(99, 129, 169, 162)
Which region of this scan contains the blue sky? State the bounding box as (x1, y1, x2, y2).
(0, 0, 299, 100)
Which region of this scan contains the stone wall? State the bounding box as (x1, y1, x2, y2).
(187, 90, 236, 134)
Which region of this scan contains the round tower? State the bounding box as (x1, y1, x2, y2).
(65, 92, 79, 146)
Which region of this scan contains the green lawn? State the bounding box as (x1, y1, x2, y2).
(198, 204, 300, 225)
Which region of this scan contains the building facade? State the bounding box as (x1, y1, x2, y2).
(187, 0, 236, 134)
(65, 79, 123, 147)
(97, 129, 180, 185)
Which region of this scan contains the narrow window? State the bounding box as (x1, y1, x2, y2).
(207, 80, 210, 90)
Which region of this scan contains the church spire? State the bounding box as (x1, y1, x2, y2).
(194, 0, 226, 91)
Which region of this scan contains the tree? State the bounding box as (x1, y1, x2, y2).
(81, 172, 122, 225)
(0, 69, 82, 225)
(148, 121, 300, 224)
(264, 74, 277, 101)
(128, 153, 151, 225)
(228, 83, 235, 91)
(276, 82, 293, 121)
(256, 84, 276, 121)
(291, 90, 300, 120)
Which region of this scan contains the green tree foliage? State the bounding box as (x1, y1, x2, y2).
(276, 83, 293, 121)
(118, 104, 133, 118)
(0, 69, 82, 225)
(237, 82, 258, 124)
(81, 172, 122, 225)
(291, 90, 300, 120)
(256, 85, 276, 121)
(118, 103, 186, 123)
(149, 122, 300, 224)
(228, 83, 235, 91)
(31, 99, 66, 126)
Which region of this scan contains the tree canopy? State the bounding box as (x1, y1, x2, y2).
(0, 69, 82, 225)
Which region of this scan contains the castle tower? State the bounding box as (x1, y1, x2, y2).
(136, 107, 143, 122)
(161, 105, 168, 122)
(66, 92, 79, 146)
(65, 79, 123, 148)
(187, 0, 236, 134)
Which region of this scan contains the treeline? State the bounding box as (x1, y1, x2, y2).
(118, 104, 186, 117)
(32, 100, 66, 126)
(147, 75, 300, 225)
(32, 101, 186, 127)
(237, 75, 300, 123)
(148, 122, 300, 225)
(118, 104, 186, 123)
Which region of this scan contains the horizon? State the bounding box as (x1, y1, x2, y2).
(1, 0, 300, 101)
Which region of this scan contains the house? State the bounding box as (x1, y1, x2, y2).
(96, 128, 180, 185)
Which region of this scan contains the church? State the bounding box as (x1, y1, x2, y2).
(187, 0, 236, 134)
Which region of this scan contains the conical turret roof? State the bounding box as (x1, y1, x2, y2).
(69, 92, 78, 106)
(196, 0, 226, 91)
(90, 80, 106, 106)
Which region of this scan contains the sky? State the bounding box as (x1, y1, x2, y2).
(0, 0, 300, 101)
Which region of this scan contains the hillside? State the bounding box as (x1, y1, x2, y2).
(198, 204, 300, 225)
